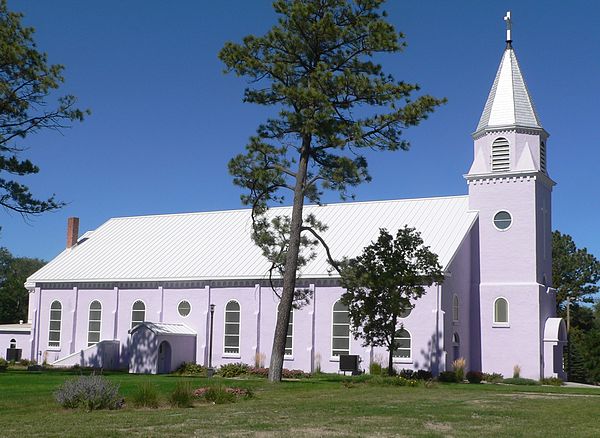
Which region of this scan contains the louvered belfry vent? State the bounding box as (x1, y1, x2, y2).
(491, 137, 510, 171)
(540, 141, 547, 173)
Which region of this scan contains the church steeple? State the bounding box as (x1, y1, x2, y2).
(468, 11, 550, 177)
(474, 14, 542, 137)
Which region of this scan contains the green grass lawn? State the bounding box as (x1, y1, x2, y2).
(1, 370, 600, 437)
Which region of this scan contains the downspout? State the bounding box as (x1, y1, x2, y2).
(159, 285, 164, 322)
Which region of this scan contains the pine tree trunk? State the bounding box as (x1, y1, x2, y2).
(268, 137, 311, 383)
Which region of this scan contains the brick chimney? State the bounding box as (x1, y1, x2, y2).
(66, 217, 79, 248)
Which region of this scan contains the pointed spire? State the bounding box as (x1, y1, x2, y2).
(474, 12, 542, 136)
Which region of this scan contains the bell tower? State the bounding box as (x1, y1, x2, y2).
(466, 12, 557, 379)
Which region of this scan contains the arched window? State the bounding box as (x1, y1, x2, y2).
(494, 298, 509, 324)
(332, 300, 350, 357)
(131, 300, 146, 329)
(452, 295, 459, 323)
(540, 141, 547, 173)
(87, 301, 102, 346)
(224, 301, 240, 355)
(491, 137, 510, 172)
(48, 301, 62, 348)
(452, 333, 460, 361)
(393, 328, 411, 359)
(9, 338, 16, 349)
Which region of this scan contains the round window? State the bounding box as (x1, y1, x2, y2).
(178, 300, 191, 317)
(493, 211, 512, 230)
(399, 306, 412, 318)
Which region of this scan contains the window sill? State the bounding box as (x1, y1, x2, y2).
(393, 358, 412, 364)
(222, 354, 241, 359)
(284, 356, 294, 361)
(47, 347, 61, 351)
(492, 323, 510, 328)
(452, 321, 459, 326)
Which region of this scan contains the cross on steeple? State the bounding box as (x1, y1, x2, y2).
(504, 11, 512, 46)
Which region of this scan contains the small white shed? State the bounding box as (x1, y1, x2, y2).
(128, 322, 196, 374)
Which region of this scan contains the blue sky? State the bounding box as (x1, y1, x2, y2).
(3, 0, 600, 263)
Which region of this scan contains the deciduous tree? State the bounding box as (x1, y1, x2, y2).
(339, 227, 443, 375)
(220, 0, 444, 382)
(0, 247, 45, 323)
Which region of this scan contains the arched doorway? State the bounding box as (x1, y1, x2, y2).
(543, 318, 567, 379)
(157, 340, 172, 374)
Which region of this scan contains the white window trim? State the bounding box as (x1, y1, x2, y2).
(131, 299, 146, 330)
(87, 300, 102, 347)
(177, 299, 192, 318)
(48, 300, 62, 350)
(493, 209, 513, 232)
(493, 296, 510, 327)
(491, 137, 510, 172)
(223, 300, 241, 357)
(331, 300, 351, 360)
(452, 294, 459, 324)
(276, 304, 294, 359)
(392, 327, 412, 363)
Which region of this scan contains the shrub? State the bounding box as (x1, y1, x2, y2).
(399, 369, 414, 379)
(55, 374, 123, 411)
(452, 357, 466, 381)
(414, 370, 433, 381)
(176, 362, 207, 376)
(438, 371, 459, 383)
(132, 381, 160, 408)
(513, 364, 521, 379)
(369, 361, 382, 375)
(282, 368, 308, 379)
(218, 362, 250, 377)
(247, 367, 269, 377)
(502, 377, 540, 386)
(0, 357, 7, 372)
(540, 377, 563, 386)
(483, 372, 504, 383)
(169, 381, 194, 408)
(19, 359, 31, 367)
(466, 371, 484, 384)
(195, 386, 253, 403)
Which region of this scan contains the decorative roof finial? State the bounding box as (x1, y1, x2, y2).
(504, 11, 512, 47)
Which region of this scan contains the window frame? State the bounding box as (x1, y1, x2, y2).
(48, 300, 62, 350)
(331, 300, 351, 359)
(493, 297, 510, 327)
(177, 300, 192, 318)
(452, 294, 459, 323)
(131, 300, 146, 330)
(87, 300, 102, 347)
(491, 137, 510, 172)
(223, 300, 241, 357)
(9, 338, 16, 349)
(493, 210, 513, 231)
(392, 328, 412, 363)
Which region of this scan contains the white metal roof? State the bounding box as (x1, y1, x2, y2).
(129, 322, 196, 336)
(476, 47, 541, 133)
(26, 195, 477, 285)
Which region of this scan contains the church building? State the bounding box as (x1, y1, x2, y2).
(0, 13, 566, 379)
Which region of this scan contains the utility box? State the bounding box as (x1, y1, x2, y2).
(339, 354, 360, 375)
